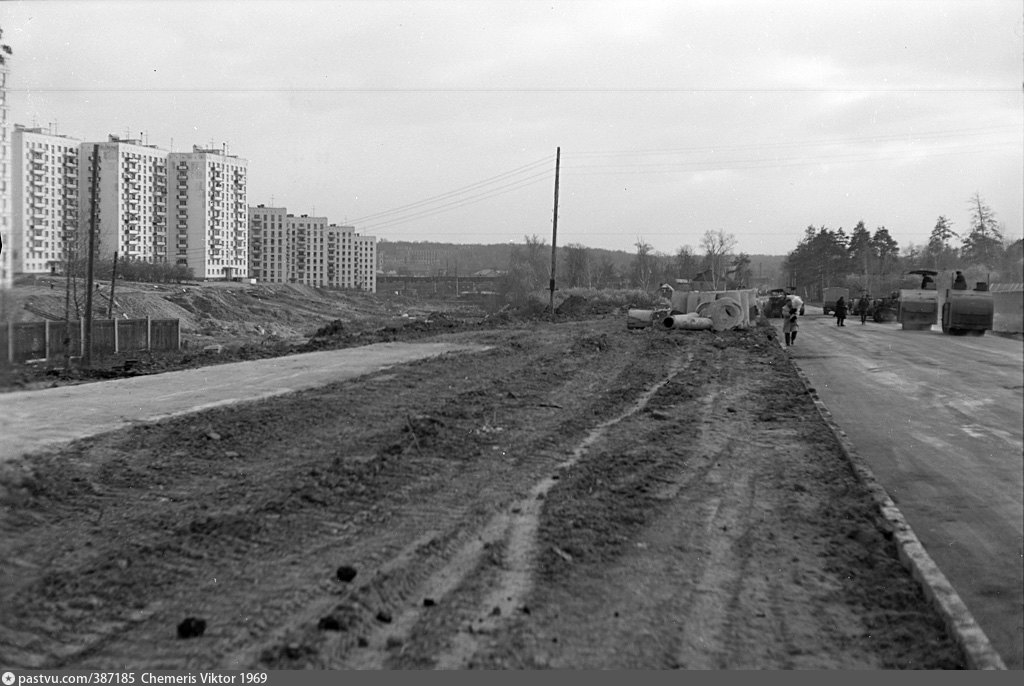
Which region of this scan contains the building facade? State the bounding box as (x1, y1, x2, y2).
(80, 135, 170, 266)
(10, 135, 248, 280)
(0, 34, 12, 289)
(249, 205, 377, 291)
(11, 125, 81, 274)
(169, 145, 248, 279)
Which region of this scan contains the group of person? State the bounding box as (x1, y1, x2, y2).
(782, 271, 971, 347)
(831, 294, 874, 327)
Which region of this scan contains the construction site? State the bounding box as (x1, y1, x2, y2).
(0, 276, 1015, 670)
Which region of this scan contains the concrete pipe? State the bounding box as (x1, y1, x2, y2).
(627, 309, 656, 329)
(662, 313, 713, 330)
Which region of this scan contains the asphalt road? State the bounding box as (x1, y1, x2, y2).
(0, 341, 489, 463)
(785, 308, 1024, 669)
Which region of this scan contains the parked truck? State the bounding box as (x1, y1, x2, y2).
(821, 287, 849, 316)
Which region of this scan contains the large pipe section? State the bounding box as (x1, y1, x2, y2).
(662, 313, 713, 330)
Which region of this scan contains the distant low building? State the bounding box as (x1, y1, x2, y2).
(248, 205, 377, 291)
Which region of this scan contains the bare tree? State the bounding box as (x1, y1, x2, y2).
(594, 256, 618, 288)
(674, 245, 699, 282)
(632, 237, 655, 290)
(563, 243, 591, 287)
(700, 229, 737, 290)
(963, 192, 1004, 268)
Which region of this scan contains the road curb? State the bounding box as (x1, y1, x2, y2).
(784, 348, 1007, 670)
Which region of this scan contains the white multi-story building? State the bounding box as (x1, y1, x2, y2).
(169, 145, 248, 279)
(80, 134, 170, 265)
(248, 204, 376, 291)
(0, 35, 12, 289)
(11, 125, 81, 274)
(353, 232, 377, 292)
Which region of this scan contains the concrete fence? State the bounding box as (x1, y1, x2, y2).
(1, 318, 180, 366)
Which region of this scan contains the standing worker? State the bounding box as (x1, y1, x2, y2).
(953, 271, 968, 290)
(857, 293, 871, 324)
(834, 296, 848, 326)
(782, 296, 800, 347)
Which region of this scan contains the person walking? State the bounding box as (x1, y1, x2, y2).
(857, 293, 871, 324)
(782, 298, 800, 347)
(834, 296, 848, 326)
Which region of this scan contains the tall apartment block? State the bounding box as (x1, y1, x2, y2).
(0, 33, 12, 289)
(80, 135, 170, 266)
(11, 125, 81, 274)
(249, 205, 377, 291)
(67, 137, 247, 280)
(170, 145, 248, 279)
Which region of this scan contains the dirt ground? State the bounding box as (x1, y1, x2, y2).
(0, 291, 966, 669)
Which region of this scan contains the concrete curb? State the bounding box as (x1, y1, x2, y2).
(781, 347, 1007, 670)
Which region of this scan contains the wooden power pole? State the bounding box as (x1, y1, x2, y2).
(108, 251, 118, 317)
(83, 144, 99, 366)
(548, 147, 560, 316)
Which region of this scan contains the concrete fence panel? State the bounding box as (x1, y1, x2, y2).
(46, 321, 83, 359)
(150, 319, 180, 352)
(2, 318, 180, 367)
(8, 322, 47, 363)
(92, 320, 116, 359)
(119, 319, 151, 353)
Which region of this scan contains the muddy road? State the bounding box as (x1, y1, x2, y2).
(0, 317, 967, 669)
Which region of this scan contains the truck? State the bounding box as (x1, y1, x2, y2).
(821, 287, 849, 316)
(764, 288, 804, 318)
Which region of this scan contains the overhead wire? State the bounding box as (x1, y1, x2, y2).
(345, 154, 554, 225)
(350, 125, 1018, 231)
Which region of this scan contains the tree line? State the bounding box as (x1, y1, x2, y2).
(783, 192, 1021, 301)
(499, 229, 769, 305)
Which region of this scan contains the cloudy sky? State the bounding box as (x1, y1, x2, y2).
(3, 0, 1021, 256)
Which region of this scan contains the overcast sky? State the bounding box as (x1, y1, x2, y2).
(3, 0, 1021, 256)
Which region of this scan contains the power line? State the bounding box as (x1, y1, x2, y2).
(357, 170, 553, 233)
(346, 155, 553, 224)
(9, 86, 1021, 94)
(571, 124, 1020, 157)
(562, 143, 1012, 176)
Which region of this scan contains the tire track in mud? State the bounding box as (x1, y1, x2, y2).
(136, 322, 664, 670)
(0, 322, 965, 669)
(403, 354, 694, 670)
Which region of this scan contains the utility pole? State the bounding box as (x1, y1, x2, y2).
(63, 241, 72, 368)
(83, 144, 99, 367)
(107, 251, 118, 317)
(548, 147, 560, 317)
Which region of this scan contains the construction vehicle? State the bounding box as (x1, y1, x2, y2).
(764, 288, 804, 318)
(870, 292, 899, 322)
(764, 288, 789, 318)
(897, 270, 939, 330)
(821, 287, 850, 316)
(938, 272, 994, 335)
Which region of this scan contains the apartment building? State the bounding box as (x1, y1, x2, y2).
(80, 135, 170, 266)
(10, 125, 81, 274)
(353, 232, 378, 292)
(169, 145, 248, 280)
(0, 37, 12, 288)
(249, 205, 377, 291)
